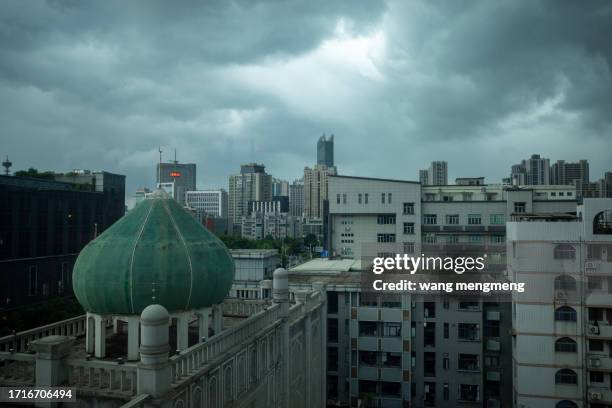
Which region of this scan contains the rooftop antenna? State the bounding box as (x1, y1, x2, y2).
(174, 148, 178, 164)
(2, 155, 11, 175)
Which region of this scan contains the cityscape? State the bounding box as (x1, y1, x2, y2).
(1, 1, 612, 408)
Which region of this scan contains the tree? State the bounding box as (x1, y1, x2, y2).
(14, 168, 56, 180)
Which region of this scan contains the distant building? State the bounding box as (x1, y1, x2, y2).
(133, 187, 151, 207)
(289, 178, 304, 217)
(272, 178, 289, 197)
(304, 164, 336, 218)
(185, 189, 228, 218)
(317, 134, 334, 167)
(241, 200, 298, 240)
(228, 164, 272, 234)
(510, 154, 550, 186)
(419, 161, 448, 186)
(550, 159, 589, 185)
(456, 177, 485, 186)
(156, 161, 196, 205)
(0, 173, 125, 311)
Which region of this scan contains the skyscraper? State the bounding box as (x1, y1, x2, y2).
(289, 178, 304, 217)
(419, 161, 448, 186)
(304, 164, 336, 218)
(317, 134, 334, 167)
(510, 154, 550, 186)
(156, 160, 196, 205)
(228, 163, 272, 234)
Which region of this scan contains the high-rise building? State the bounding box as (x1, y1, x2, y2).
(0, 172, 125, 311)
(317, 134, 334, 167)
(508, 198, 612, 408)
(419, 161, 448, 186)
(228, 163, 272, 234)
(272, 178, 289, 197)
(156, 160, 196, 205)
(550, 159, 589, 185)
(304, 164, 337, 218)
(289, 178, 304, 217)
(510, 154, 550, 186)
(185, 189, 228, 217)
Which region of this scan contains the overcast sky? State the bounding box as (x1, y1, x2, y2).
(1, 0, 611, 196)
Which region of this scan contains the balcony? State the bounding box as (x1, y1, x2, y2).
(486, 340, 501, 351)
(358, 366, 378, 381)
(380, 337, 403, 352)
(358, 337, 379, 351)
(588, 323, 612, 339)
(486, 371, 501, 381)
(381, 309, 402, 322)
(359, 308, 379, 322)
(380, 367, 402, 382)
(486, 311, 500, 321)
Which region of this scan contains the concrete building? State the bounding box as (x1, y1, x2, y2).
(230, 249, 281, 299)
(511, 154, 551, 186)
(228, 164, 272, 234)
(508, 198, 612, 408)
(0, 173, 125, 314)
(272, 178, 289, 197)
(241, 200, 298, 241)
(427, 161, 449, 186)
(551, 160, 590, 186)
(304, 164, 337, 219)
(317, 134, 335, 167)
(0, 192, 327, 407)
(156, 160, 196, 205)
(185, 189, 228, 217)
(290, 178, 305, 217)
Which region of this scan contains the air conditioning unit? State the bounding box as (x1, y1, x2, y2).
(589, 391, 602, 400)
(590, 358, 602, 367)
(585, 261, 595, 269)
(555, 290, 567, 300)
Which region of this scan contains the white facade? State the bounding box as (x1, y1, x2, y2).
(508, 198, 612, 408)
(185, 189, 228, 217)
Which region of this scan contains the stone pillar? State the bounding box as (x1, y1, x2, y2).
(212, 304, 223, 335)
(273, 268, 290, 407)
(93, 314, 106, 358)
(138, 304, 171, 398)
(312, 281, 327, 408)
(32, 335, 75, 408)
(127, 316, 140, 361)
(177, 312, 189, 351)
(295, 291, 312, 408)
(198, 308, 210, 341)
(85, 313, 95, 355)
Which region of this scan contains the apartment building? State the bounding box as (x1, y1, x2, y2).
(508, 198, 612, 408)
(185, 189, 228, 217)
(325, 175, 579, 407)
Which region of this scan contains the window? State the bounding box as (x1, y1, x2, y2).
(554, 244, 575, 260)
(443, 383, 449, 400)
(555, 337, 577, 353)
(459, 384, 479, 402)
(382, 352, 401, 368)
(342, 194, 347, 204)
(403, 222, 415, 234)
(446, 214, 459, 224)
(589, 339, 604, 351)
(555, 369, 577, 385)
(467, 214, 481, 225)
(447, 235, 459, 244)
(359, 321, 378, 337)
(423, 214, 437, 225)
(555, 306, 577, 322)
(490, 214, 505, 225)
(381, 294, 401, 308)
(364, 193, 368, 204)
(590, 371, 604, 383)
(443, 356, 449, 369)
(556, 401, 578, 408)
(491, 235, 505, 244)
(383, 323, 401, 337)
(336, 194, 340, 204)
(443, 323, 449, 338)
(381, 193, 385, 204)
(377, 234, 396, 243)
(403, 202, 414, 215)
(469, 235, 483, 243)
(403, 242, 415, 254)
(555, 275, 576, 291)
(588, 276, 603, 291)
(358, 193, 362, 204)
(377, 214, 396, 225)
(423, 233, 436, 244)
(458, 354, 479, 371)
(28, 265, 38, 296)
(514, 202, 526, 213)
(388, 193, 392, 204)
(458, 323, 479, 341)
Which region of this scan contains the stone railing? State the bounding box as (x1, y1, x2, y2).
(0, 351, 36, 385)
(169, 302, 282, 385)
(288, 290, 324, 322)
(0, 315, 87, 353)
(222, 298, 271, 317)
(66, 358, 138, 397)
(119, 394, 151, 408)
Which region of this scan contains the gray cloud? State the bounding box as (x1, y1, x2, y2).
(0, 0, 610, 196)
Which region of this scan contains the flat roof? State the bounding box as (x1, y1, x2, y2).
(290, 258, 362, 272)
(230, 249, 279, 258)
(329, 175, 420, 185)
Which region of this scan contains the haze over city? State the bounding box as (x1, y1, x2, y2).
(1, 0, 611, 195)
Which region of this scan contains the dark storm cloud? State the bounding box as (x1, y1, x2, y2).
(0, 0, 610, 198)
